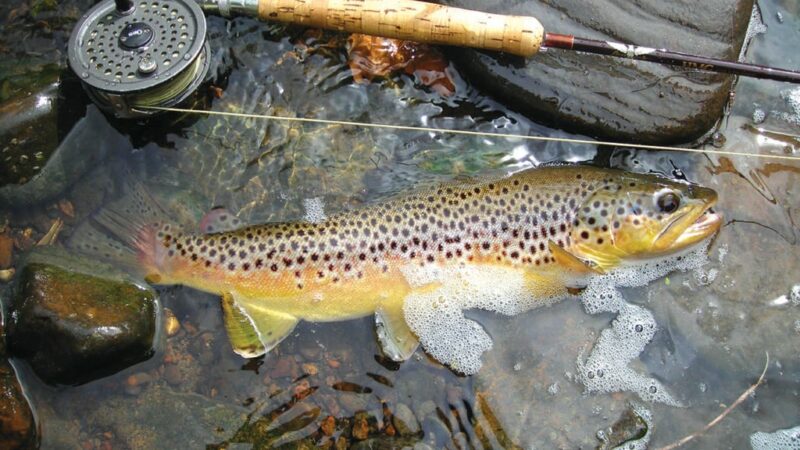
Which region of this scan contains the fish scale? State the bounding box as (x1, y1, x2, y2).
(157, 166, 605, 291)
(75, 164, 719, 370)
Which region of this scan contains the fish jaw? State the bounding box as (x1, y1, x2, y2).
(652, 187, 720, 253)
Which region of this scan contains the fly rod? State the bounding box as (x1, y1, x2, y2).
(68, 0, 800, 118)
(198, 0, 800, 83)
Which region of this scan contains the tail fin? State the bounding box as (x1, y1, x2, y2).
(68, 172, 178, 279)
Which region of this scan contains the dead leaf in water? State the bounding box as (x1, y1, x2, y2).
(58, 199, 75, 218)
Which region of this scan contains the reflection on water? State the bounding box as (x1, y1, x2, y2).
(1, 0, 799, 448)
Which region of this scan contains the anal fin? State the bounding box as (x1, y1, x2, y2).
(375, 300, 419, 362)
(221, 293, 298, 358)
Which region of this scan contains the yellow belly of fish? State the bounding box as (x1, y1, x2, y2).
(232, 269, 412, 322)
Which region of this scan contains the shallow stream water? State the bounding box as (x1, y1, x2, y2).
(1, 0, 799, 448)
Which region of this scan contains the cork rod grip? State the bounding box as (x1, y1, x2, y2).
(257, 0, 545, 57)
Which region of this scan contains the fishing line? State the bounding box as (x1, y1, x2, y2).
(138, 105, 800, 162)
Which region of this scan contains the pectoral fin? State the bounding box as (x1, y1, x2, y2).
(548, 240, 604, 275)
(375, 300, 419, 361)
(221, 293, 299, 358)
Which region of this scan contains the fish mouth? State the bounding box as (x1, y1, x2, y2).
(670, 208, 722, 249)
(653, 190, 721, 253)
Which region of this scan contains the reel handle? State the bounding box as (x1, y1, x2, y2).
(256, 0, 544, 57)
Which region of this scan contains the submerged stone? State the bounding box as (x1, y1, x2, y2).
(596, 406, 649, 450)
(7, 247, 157, 385)
(0, 359, 38, 450)
(441, 0, 754, 144)
(0, 105, 126, 207)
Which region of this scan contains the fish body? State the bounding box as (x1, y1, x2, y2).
(88, 165, 721, 373)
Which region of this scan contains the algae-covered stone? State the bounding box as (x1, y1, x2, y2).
(7, 247, 157, 385)
(0, 359, 38, 450)
(441, 0, 754, 144)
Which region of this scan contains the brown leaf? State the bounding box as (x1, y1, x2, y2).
(58, 199, 75, 218)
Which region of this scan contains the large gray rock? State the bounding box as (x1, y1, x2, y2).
(442, 0, 754, 144)
(7, 247, 158, 385)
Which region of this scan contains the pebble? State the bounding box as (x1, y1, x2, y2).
(391, 402, 420, 436)
(0, 268, 14, 283)
(302, 363, 319, 376)
(163, 309, 180, 337)
(163, 364, 182, 386)
(270, 357, 296, 379)
(320, 415, 336, 436)
(352, 413, 369, 440)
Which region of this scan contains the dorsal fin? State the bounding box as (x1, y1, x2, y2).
(548, 240, 604, 275)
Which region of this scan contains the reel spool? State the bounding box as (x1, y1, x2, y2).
(68, 0, 210, 118)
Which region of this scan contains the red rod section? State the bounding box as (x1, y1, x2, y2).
(542, 32, 800, 84)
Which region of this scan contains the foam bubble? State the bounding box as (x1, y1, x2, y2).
(750, 425, 800, 450)
(576, 245, 710, 404)
(740, 4, 767, 61)
(401, 241, 710, 379)
(577, 301, 680, 405)
(303, 197, 326, 223)
(401, 263, 559, 374)
(778, 87, 800, 126)
(753, 108, 766, 124)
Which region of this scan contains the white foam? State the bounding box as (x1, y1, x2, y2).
(400, 263, 557, 375)
(399, 240, 710, 385)
(750, 425, 800, 450)
(740, 4, 767, 62)
(753, 108, 766, 124)
(303, 197, 326, 223)
(576, 244, 710, 405)
(778, 88, 800, 126)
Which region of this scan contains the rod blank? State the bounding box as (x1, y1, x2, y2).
(543, 33, 800, 84)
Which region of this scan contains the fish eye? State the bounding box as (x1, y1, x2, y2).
(655, 191, 681, 213)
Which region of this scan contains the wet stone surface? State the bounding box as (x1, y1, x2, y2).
(0, 359, 38, 450)
(8, 247, 158, 385)
(442, 0, 754, 144)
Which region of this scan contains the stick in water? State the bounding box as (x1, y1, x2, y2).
(656, 351, 770, 450)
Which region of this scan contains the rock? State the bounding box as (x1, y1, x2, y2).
(352, 411, 370, 440)
(7, 246, 158, 385)
(596, 407, 648, 449)
(391, 403, 421, 437)
(348, 436, 425, 449)
(0, 105, 127, 207)
(0, 230, 13, 269)
(441, 0, 754, 144)
(0, 359, 38, 450)
(69, 384, 242, 450)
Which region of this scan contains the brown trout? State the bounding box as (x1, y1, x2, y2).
(76, 165, 720, 373)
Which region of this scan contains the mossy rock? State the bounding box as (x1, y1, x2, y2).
(7, 247, 158, 385)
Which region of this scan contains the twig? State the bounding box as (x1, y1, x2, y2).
(656, 351, 770, 450)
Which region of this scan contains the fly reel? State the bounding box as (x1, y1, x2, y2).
(68, 0, 209, 118)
